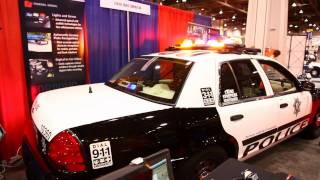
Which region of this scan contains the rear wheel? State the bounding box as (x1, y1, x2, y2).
(176, 146, 228, 180)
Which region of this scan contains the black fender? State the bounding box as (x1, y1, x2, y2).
(69, 107, 238, 177)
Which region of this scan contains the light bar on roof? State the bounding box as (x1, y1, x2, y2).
(180, 39, 193, 48)
(207, 40, 225, 48)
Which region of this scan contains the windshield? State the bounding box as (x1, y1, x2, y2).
(107, 57, 193, 104)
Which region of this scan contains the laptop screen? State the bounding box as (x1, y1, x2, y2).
(144, 149, 174, 180)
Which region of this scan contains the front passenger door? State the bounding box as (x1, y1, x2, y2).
(257, 60, 312, 138)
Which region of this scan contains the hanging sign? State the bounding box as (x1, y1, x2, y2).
(19, 0, 86, 84)
(100, 0, 151, 15)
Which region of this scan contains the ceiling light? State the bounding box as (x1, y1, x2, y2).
(201, 8, 205, 11)
(176, 0, 179, 3)
(302, 31, 306, 33)
(232, 19, 235, 22)
(232, 15, 236, 19)
(294, 25, 298, 28)
(198, 12, 202, 15)
(316, 27, 319, 30)
(292, 2, 297, 7)
(288, 31, 291, 33)
(305, 18, 308, 22)
(234, 27, 238, 30)
(289, 24, 293, 27)
(242, 27, 246, 30)
(224, 23, 227, 27)
(309, 24, 313, 26)
(243, 23, 246, 26)
(299, 9, 303, 14)
(219, 10, 223, 14)
(313, 24, 317, 27)
(160, 2, 163, 5)
(182, 0, 187, 2)
(212, 16, 216, 21)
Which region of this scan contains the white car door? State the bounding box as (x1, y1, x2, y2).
(256, 59, 312, 140)
(216, 59, 280, 160)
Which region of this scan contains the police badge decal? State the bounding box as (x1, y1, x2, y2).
(293, 98, 301, 116)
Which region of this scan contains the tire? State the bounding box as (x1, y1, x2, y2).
(310, 68, 320, 77)
(302, 112, 320, 139)
(176, 146, 228, 180)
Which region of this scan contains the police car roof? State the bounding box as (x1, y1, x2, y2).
(144, 50, 274, 64)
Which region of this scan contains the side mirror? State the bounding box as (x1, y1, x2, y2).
(300, 81, 315, 91)
(0, 124, 5, 141)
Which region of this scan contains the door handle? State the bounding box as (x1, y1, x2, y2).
(280, 103, 288, 108)
(230, 114, 244, 121)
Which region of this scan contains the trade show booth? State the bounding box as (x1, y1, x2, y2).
(0, 0, 319, 180)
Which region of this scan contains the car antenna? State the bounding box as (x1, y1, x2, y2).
(89, 86, 92, 93)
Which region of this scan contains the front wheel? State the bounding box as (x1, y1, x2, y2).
(310, 68, 320, 77)
(176, 147, 228, 180)
(302, 112, 320, 139)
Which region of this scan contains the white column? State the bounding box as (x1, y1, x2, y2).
(245, 0, 288, 65)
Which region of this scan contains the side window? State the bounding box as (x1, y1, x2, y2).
(220, 60, 266, 105)
(258, 61, 297, 94)
(220, 63, 240, 105)
(230, 60, 266, 99)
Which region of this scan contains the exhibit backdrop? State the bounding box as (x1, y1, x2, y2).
(19, 0, 86, 85)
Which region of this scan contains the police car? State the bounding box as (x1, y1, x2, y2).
(23, 41, 320, 179)
(306, 61, 320, 77)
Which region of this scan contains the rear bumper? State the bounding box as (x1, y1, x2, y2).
(22, 139, 53, 180)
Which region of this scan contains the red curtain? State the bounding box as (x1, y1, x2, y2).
(0, 0, 31, 160)
(158, 5, 193, 51)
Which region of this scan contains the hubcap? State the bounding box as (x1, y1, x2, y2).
(311, 70, 318, 76)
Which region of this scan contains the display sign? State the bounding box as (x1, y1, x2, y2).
(100, 0, 151, 15)
(187, 22, 220, 41)
(19, 0, 86, 84)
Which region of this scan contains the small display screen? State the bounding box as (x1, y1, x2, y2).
(151, 159, 170, 180)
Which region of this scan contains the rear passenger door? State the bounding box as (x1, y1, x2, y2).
(216, 59, 280, 160)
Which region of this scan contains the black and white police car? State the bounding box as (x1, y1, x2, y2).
(23, 42, 320, 180)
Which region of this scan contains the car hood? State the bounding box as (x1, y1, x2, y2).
(31, 83, 171, 141)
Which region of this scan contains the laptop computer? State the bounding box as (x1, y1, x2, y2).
(96, 149, 174, 180)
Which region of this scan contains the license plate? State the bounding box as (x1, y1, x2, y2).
(89, 141, 113, 169)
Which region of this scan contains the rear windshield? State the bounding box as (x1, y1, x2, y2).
(107, 57, 193, 104)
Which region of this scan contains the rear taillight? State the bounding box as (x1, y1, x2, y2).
(48, 130, 86, 172)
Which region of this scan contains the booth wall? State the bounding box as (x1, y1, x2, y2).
(0, 0, 30, 160)
(86, 0, 129, 83)
(158, 5, 193, 51)
(130, 0, 159, 59)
